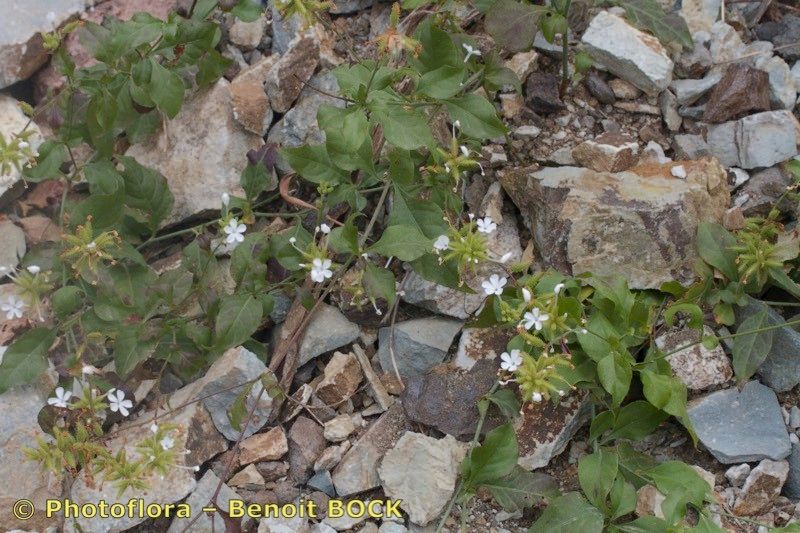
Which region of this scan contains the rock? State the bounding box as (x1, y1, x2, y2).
(500, 158, 729, 289)
(308, 470, 336, 496)
(547, 146, 576, 165)
(726, 464, 752, 488)
(669, 71, 722, 106)
(733, 460, 789, 516)
(659, 90, 682, 132)
(298, 303, 360, 366)
(378, 432, 467, 526)
(676, 35, 713, 78)
(755, 15, 800, 62)
(316, 351, 363, 406)
(784, 443, 800, 498)
(500, 94, 525, 119)
(332, 404, 410, 497)
(229, 14, 267, 50)
(125, 79, 263, 224)
(265, 34, 319, 113)
(734, 297, 800, 391)
(635, 484, 666, 518)
(734, 166, 795, 218)
(687, 381, 791, 464)
(755, 55, 798, 110)
(517, 391, 592, 470)
(324, 414, 357, 442)
(240, 427, 289, 465)
(288, 416, 326, 483)
(673, 134, 710, 160)
(376, 317, 462, 379)
(525, 73, 564, 114)
(315, 442, 349, 472)
(166, 471, 242, 532)
(229, 463, 266, 489)
(255, 461, 289, 482)
(571, 132, 639, 173)
(453, 327, 512, 370)
(513, 124, 541, 138)
(680, 0, 721, 33)
(400, 270, 485, 320)
(609, 78, 641, 100)
(706, 111, 800, 169)
(378, 523, 407, 533)
(0, 220, 26, 274)
(0, 96, 43, 201)
(654, 326, 733, 391)
(505, 51, 538, 83)
(324, 502, 369, 530)
(640, 140, 671, 164)
(710, 22, 746, 64)
(581, 11, 674, 95)
(584, 71, 616, 105)
(230, 79, 272, 135)
(703, 64, 771, 123)
(791, 406, 800, 429)
(0, 372, 63, 532)
(259, 512, 310, 533)
(402, 360, 500, 438)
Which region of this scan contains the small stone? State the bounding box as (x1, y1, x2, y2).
(723, 206, 745, 231)
(378, 432, 467, 526)
(640, 140, 671, 164)
(635, 484, 666, 518)
(500, 94, 525, 119)
(669, 70, 723, 106)
(255, 461, 289, 482)
(734, 166, 795, 218)
(548, 146, 576, 165)
(265, 34, 320, 113)
(673, 134, 710, 160)
(609, 78, 641, 100)
(755, 55, 798, 110)
(308, 470, 336, 497)
(288, 416, 326, 483)
(706, 110, 800, 170)
(676, 36, 713, 78)
(229, 15, 267, 50)
(298, 304, 360, 366)
(378, 523, 407, 533)
(167, 471, 243, 532)
(453, 327, 512, 370)
(687, 381, 791, 464)
(710, 22, 747, 64)
(733, 460, 790, 516)
(505, 51, 538, 83)
(791, 407, 800, 429)
(659, 90, 682, 132)
(525, 73, 564, 114)
(240, 427, 289, 465)
(670, 165, 687, 179)
(324, 502, 369, 530)
(730, 168, 750, 189)
(323, 414, 357, 442)
(571, 132, 639, 172)
(726, 464, 752, 487)
(654, 326, 732, 390)
(259, 513, 310, 533)
(581, 11, 674, 95)
(230, 79, 272, 135)
(754, 15, 800, 62)
(376, 317, 462, 379)
(704, 64, 771, 124)
(315, 442, 349, 472)
(229, 464, 266, 489)
(0, 220, 26, 275)
(316, 351, 363, 406)
(680, 0, 721, 33)
(514, 125, 541, 138)
(583, 71, 616, 105)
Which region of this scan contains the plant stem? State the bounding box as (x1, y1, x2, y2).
(559, 0, 572, 95)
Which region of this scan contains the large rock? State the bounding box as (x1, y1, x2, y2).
(706, 110, 800, 170)
(378, 432, 467, 526)
(297, 303, 359, 366)
(376, 317, 462, 379)
(581, 11, 674, 95)
(0, 95, 43, 201)
(654, 326, 733, 391)
(167, 471, 243, 532)
(687, 381, 791, 464)
(703, 64, 771, 123)
(0, 372, 63, 532)
(500, 159, 730, 289)
(125, 78, 263, 224)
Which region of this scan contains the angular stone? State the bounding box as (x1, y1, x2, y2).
(635, 484, 665, 518)
(525, 72, 564, 114)
(265, 34, 319, 113)
(400, 270, 485, 320)
(703, 64, 771, 123)
(378, 432, 467, 526)
(125, 79, 263, 224)
(298, 303, 359, 366)
(230, 79, 272, 135)
(323, 414, 357, 442)
(581, 11, 674, 95)
(583, 71, 616, 105)
(755, 15, 800, 62)
(453, 327, 512, 370)
(687, 381, 791, 464)
(755, 55, 798, 110)
(259, 513, 310, 533)
(659, 89, 682, 132)
(571, 132, 639, 173)
(783, 443, 800, 498)
(332, 404, 410, 497)
(654, 326, 733, 391)
(672, 134, 710, 160)
(0, 95, 43, 200)
(710, 22, 746, 64)
(669, 70, 722, 106)
(316, 351, 363, 406)
(726, 464, 751, 488)
(0, 220, 26, 274)
(167, 471, 243, 533)
(609, 78, 641, 100)
(240, 427, 289, 465)
(314, 442, 349, 472)
(734, 166, 795, 218)
(706, 111, 800, 170)
(229, 14, 267, 50)
(733, 459, 789, 516)
(680, 0, 721, 33)
(288, 415, 326, 483)
(376, 317, 462, 379)
(500, 158, 730, 289)
(505, 51, 538, 83)
(516, 391, 592, 470)
(229, 463, 266, 490)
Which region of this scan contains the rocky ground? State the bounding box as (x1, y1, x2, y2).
(3, 0, 800, 532)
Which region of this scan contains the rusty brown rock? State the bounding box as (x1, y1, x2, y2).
(239, 426, 289, 465)
(703, 64, 771, 124)
(265, 34, 320, 113)
(571, 132, 640, 173)
(230, 79, 272, 135)
(733, 459, 789, 516)
(315, 351, 363, 406)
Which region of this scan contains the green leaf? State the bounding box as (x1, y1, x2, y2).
(113, 325, 155, 377)
(664, 302, 704, 329)
(23, 141, 66, 182)
(529, 492, 605, 533)
(240, 162, 274, 201)
(328, 220, 360, 255)
(368, 225, 432, 261)
(364, 263, 396, 306)
(732, 308, 774, 385)
(615, 516, 669, 533)
(640, 369, 694, 440)
(52, 286, 84, 319)
(0, 328, 56, 393)
(148, 60, 185, 118)
(696, 223, 738, 280)
(228, 381, 255, 431)
(597, 352, 632, 406)
(611, 0, 693, 48)
(318, 105, 373, 172)
(483, 51, 522, 93)
(607, 401, 668, 442)
(282, 144, 347, 184)
(413, 21, 465, 98)
(485, 0, 543, 52)
(483, 466, 558, 512)
(368, 91, 434, 150)
(197, 49, 232, 87)
(609, 476, 637, 519)
(578, 448, 619, 509)
(769, 266, 800, 299)
(445, 94, 507, 139)
(118, 156, 174, 230)
(387, 189, 448, 239)
(463, 423, 518, 489)
(410, 254, 464, 291)
(647, 461, 709, 523)
(232, 0, 264, 21)
(486, 388, 521, 419)
(213, 294, 263, 351)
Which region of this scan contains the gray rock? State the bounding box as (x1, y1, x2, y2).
(710, 22, 746, 64)
(308, 470, 336, 496)
(755, 55, 797, 110)
(378, 432, 467, 526)
(400, 270, 485, 320)
(669, 70, 722, 106)
(259, 513, 310, 533)
(734, 298, 800, 392)
(679, 0, 721, 33)
(706, 110, 800, 169)
(298, 303, 359, 366)
(0, 220, 26, 275)
(792, 61, 800, 91)
(229, 14, 267, 50)
(726, 464, 751, 487)
(330, 0, 374, 14)
(754, 15, 800, 62)
(672, 134, 710, 160)
(376, 317, 462, 378)
(790, 406, 800, 429)
(659, 90, 682, 132)
(0, 95, 43, 201)
(167, 471, 242, 533)
(265, 34, 319, 113)
(733, 166, 795, 218)
(270, 5, 304, 54)
(581, 11, 674, 95)
(654, 326, 733, 391)
(288, 415, 326, 483)
(687, 381, 791, 464)
(584, 71, 616, 105)
(784, 443, 800, 498)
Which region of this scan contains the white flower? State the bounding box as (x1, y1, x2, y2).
(460, 145, 470, 157)
(532, 391, 543, 403)
(523, 307, 549, 331)
(107, 388, 133, 417)
(81, 364, 100, 375)
(310, 258, 333, 283)
(319, 223, 331, 234)
(463, 43, 482, 62)
(150, 423, 159, 433)
(18, 140, 29, 149)
(87, 241, 96, 250)
(453, 120, 461, 129)
(522, 287, 532, 303)
(223, 218, 247, 244)
(0, 346, 5, 366)
(500, 350, 523, 372)
(221, 192, 230, 207)
(289, 237, 297, 244)
(433, 235, 450, 252)
(481, 274, 507, 296)
(554, 283, 565, 295)
(26, 265, 41, 274)
(1, 295, 25, 320)
(499, 252, 512, 263)
(47, 387, 72, 408)
(476, 216, 496, 234)
(160, 436, 175, 450)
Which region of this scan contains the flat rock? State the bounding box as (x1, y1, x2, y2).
(0, 220, 26, 274)
(571, 132, 639, 172)
(687, 381, 791, 464)
(167, 471, 243, 532)
(315, 351, 363, 406)
(125, 79, 263, 224)
(703, 64, 771, 123)
(400, 270, 485, 320)
(517, 391, 592, 470)
(240, 426, 289, 465)
(378, 432, 467, 526)
(376, 317, 462, 379)
(669, 70, 722, 106)
(332, 404, 410, 497)
(265, 34, 319, 113)
(733, 459, 789, 516)
(581, 11, 673, 95)
(453, 327, 512, 370)
(706, 110, 800, 170)
(323, 414, 357, 442)
(0, 95, 43, 200)
(298, 303, 359, 366)
(500, 159, 730, 289)
(287, 415, 326, 483)
(654, 326, 733, 391)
